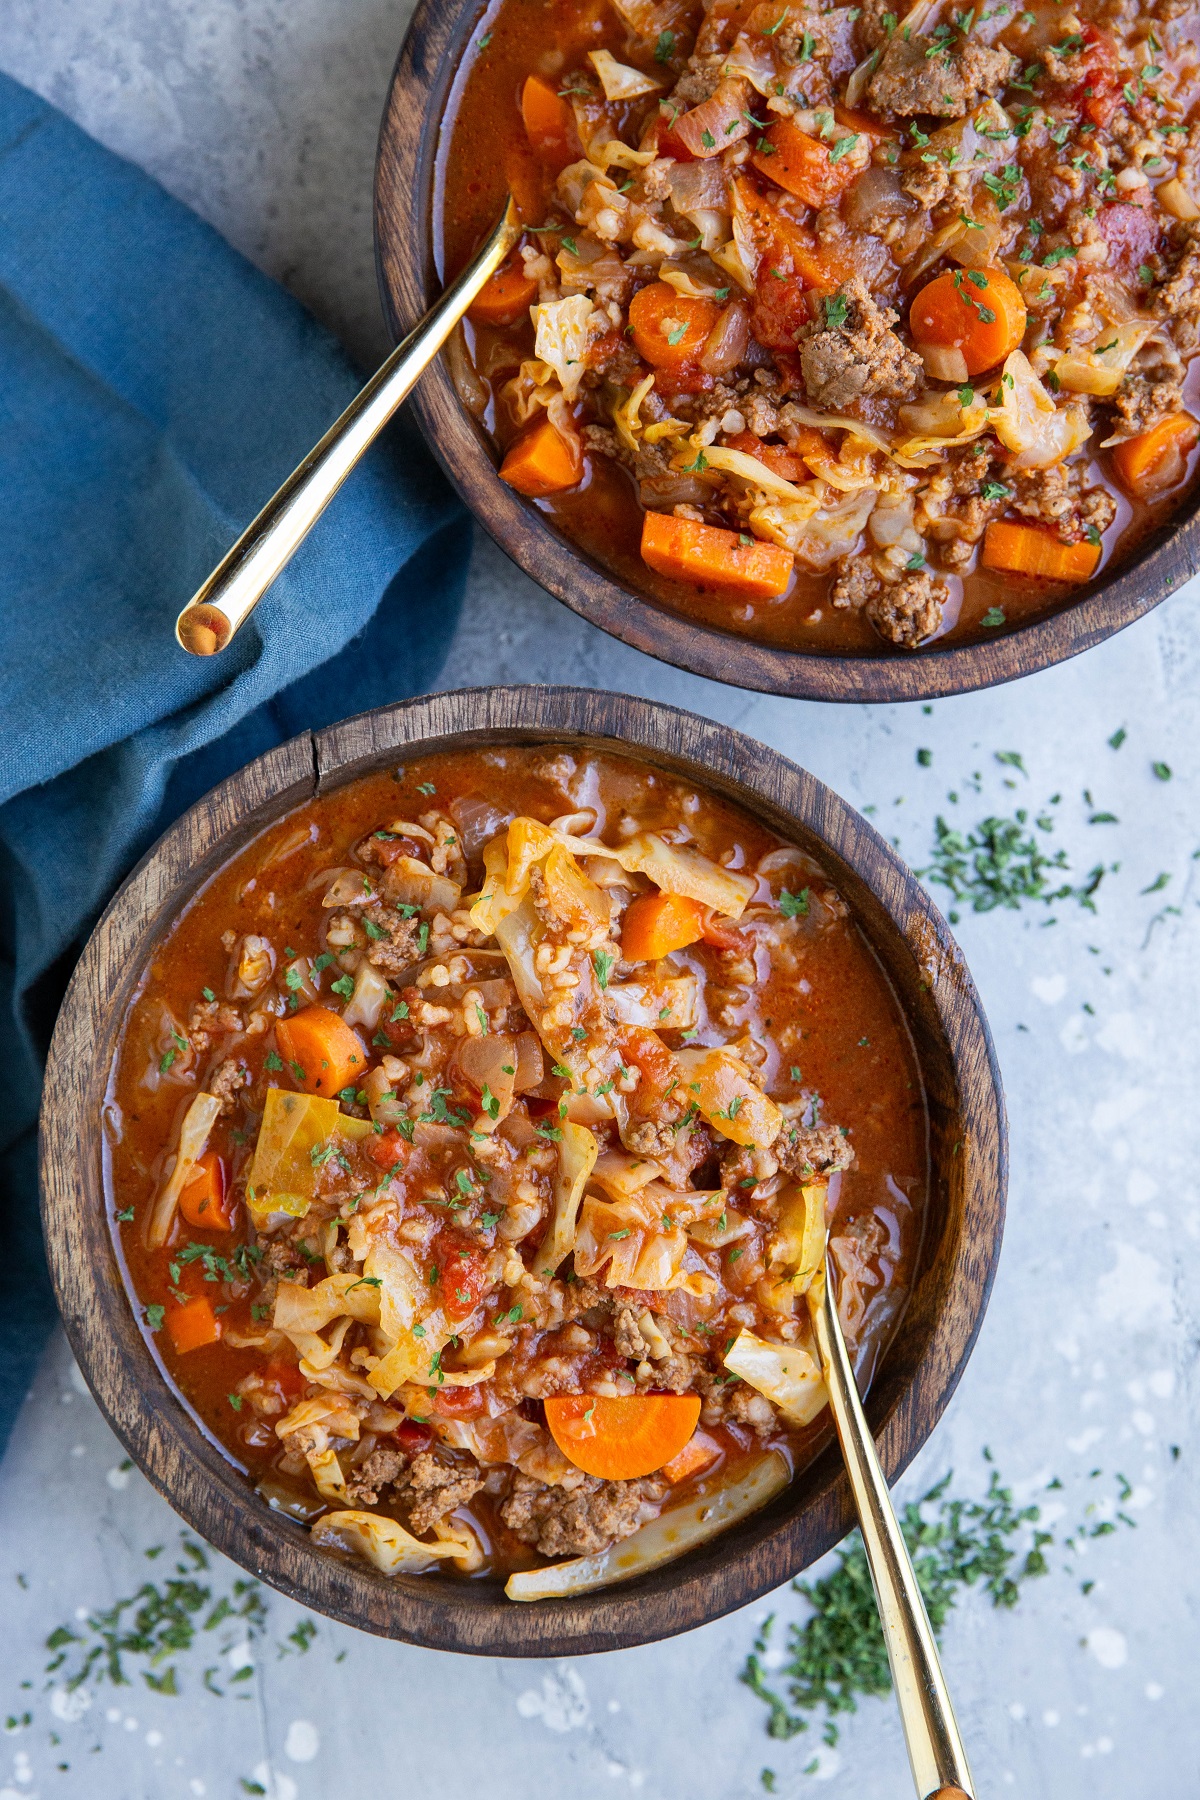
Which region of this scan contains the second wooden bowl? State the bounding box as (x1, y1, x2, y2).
(39, 686, 1006, 1654)
(375, 0, 1198, 703)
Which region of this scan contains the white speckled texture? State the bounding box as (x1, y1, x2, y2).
(2, 4, 1199, 1796)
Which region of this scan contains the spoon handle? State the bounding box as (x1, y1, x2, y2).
(808, 1264, 975, 1800)
(175, 199, 521, 655)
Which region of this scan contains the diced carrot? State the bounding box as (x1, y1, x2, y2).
(910, 267, 1027, 377)
(662, 1428, 722, 1485)
(750, 117, 861, 209)
(275, 1004, 367, 1097)
(468, 257, 538, 327)
(982, 521, 1101, 582)
(641, 512, 793, 599)
(499, 416, 583, 497)
(1110, 412, 1199, 501)
(544, 1393, 702, 1480)
(520, 74, 578, 172)
(620, 891, 707, 961)
(723, 430, 810, 483)
(178, 1150, 233, 1231)
(628, 281, 720, 372)
(167, 1296, 221, 1355)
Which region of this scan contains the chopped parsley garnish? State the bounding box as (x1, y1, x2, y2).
(593, 948, 615, 989)
(779, 887, 810, 918)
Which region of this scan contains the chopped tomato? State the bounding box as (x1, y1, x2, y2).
(431, 1227, 490, 1322)
(394, 1419, 434, 1453)
(367, 1128, 410, 1171)
(1072, 26, 1121, 128)
(1097, 203, 1160, 286)
(619, 1024, 679, 1107)
(431, 1383, 487, 1419)
(723, 431, 809, 483)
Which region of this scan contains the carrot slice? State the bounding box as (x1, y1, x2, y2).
(1110, 412, 1199, 500)
(275, 1004, 367, 1097)
(521, 74, 578, 171)
(178, 1150, 233, 1231)
(621, 891, 707, 961)
(499, 417, 583, 497)
(167, 1296, 221, 1355)
(982, 521, 1101, 582)
(661, 1428, 722, 1485)
(750, 118, 861, 209)
(468, 258, 539, 327)
(909, 267, 1027, 376)
(544, 1393, 702, 1480)
(641, 512, 793, 599)
(628, 281, 720, 372)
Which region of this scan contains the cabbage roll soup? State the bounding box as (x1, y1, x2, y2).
(438, 0, 1200, 654)
(107, 747, 927, 1595)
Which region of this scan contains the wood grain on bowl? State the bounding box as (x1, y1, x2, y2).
(375, 0, 1200, 703)
(40, 688, 1006, 1654)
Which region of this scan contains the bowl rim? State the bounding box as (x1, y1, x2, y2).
(39, 685, 1007, 1655)
(374, 0, 1199, 704)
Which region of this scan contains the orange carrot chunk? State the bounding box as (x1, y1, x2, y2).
(909, 267, 1027, 376)
(982, 520, 1101, 582)
(275, 1004, 367, 1097)
(1110, 412, 1199, 501)
(661, 1428, 723, 1485)
(544, 1393, 702, 1480)
(179, 1150, 233, 1231)
(520, 75, 578, 171)
(499, 417, 583, 497)
(750, 117, 861, 209)
(641, 512, 793, 600)
(468, 258, 539, 327)
(628, 281, 720, 371)
(621, 891, 708, 961)
(167, 1296, 221, 1355)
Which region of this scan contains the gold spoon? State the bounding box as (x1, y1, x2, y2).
(808, 1261, 975, 1800)
(175, 199, 521, 656)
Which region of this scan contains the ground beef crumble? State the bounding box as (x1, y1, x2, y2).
(797, 278, 923, 413)
(499, 1470, 667, 1558)
(832, 558, 946, 648)
(404, 1453, 487, 1534)
(867, 33, 1017, 117)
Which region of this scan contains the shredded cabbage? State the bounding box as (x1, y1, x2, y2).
(532, 296, 601, 402)
(146, 1091, 224, 1248)
(694, 439, 810, 501)
(613, 371, 656, 454)
(768, 1181, 829, 1299)
(988, 349, 1091, 469)
(723, 1328, 828, 1426)
(750, 486, 875, 570)
(588, 48, 661, 99)
(341, 959, 388, 1032)
(245, 1089, 372, 1227)
(537, 1120, 599, 1276)
(1051, 321, 1156, 398)
(672, 1047, 783, 1148)
(311, 1509, 468, 1574)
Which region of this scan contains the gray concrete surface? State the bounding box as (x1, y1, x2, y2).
(2, 4, 1199, 1796)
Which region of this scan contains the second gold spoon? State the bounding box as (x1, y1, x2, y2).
(175, 199, 521, 656)
(808, 1261, 975, 1800)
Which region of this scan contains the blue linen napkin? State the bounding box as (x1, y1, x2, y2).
(0, 71, 471, 1452)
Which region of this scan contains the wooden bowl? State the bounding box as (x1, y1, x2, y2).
(375, 0, 1198, 703)
(40, 687, 1006, 1654)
